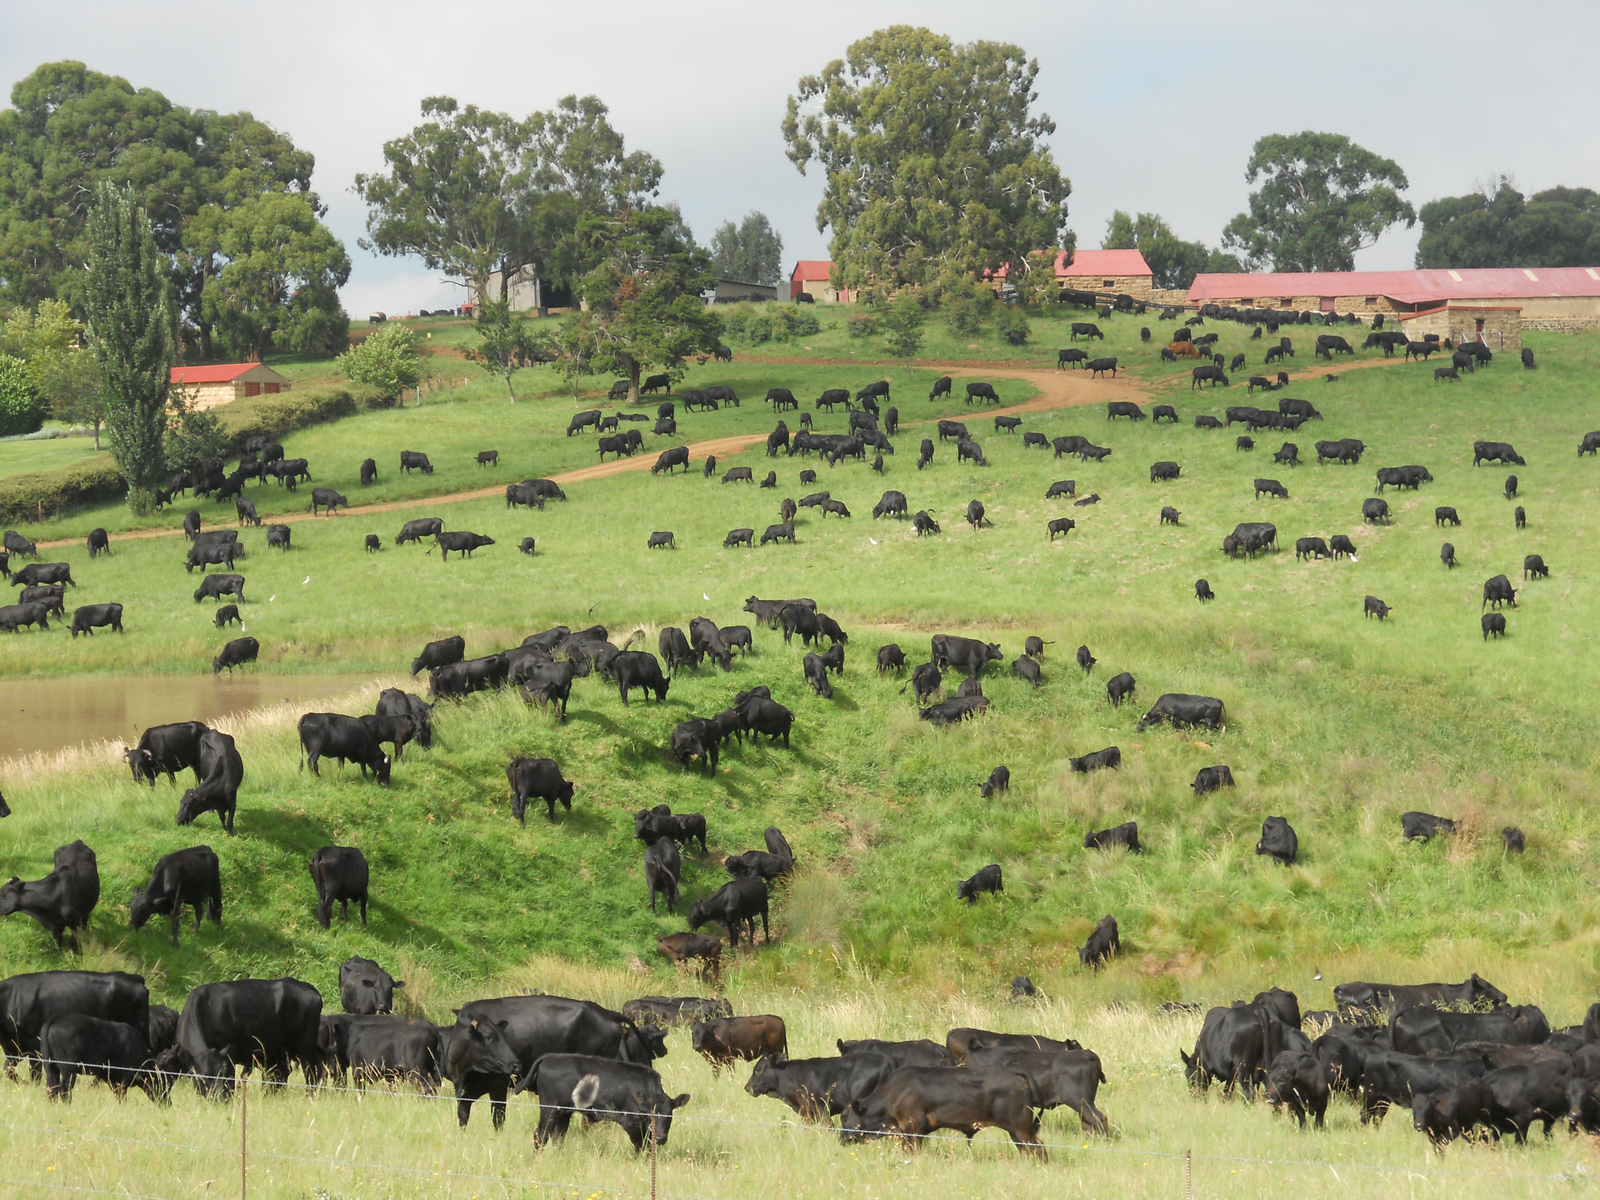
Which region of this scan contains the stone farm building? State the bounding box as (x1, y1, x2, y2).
(170, 363, 291, 409)
(1187, 266, 1600, 350)
(1056, 248, 1153, 300)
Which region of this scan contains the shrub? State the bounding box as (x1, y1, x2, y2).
(943, 296, 986, 337)
(214, 383, 384, 453)
(721, 306, 750, 338)
(772, 305, 820, 338)
(994, 305, 1030, 346)
(745, 314, 773, 344)
(336, 322, 419, 399)
(0, 353, 47, 436)
(0, 453, 125, 524)
(845, 310, 878, 339)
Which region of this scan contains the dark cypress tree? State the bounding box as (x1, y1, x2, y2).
(83, 183, 174, 512)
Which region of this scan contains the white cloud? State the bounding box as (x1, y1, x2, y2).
(7, 1, 1596, 315)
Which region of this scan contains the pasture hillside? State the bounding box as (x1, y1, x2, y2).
(2, 331, 1599, 1021)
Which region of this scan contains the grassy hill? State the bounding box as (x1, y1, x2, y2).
(2, 326, 1600, 1026)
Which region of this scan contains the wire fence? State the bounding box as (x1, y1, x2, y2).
(1, 1054, 1589, 1199)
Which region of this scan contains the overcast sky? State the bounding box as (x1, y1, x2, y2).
(7, 1, 1597, 315)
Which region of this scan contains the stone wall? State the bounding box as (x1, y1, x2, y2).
(1400, 305, 1521, 351)
(1523, 317, 1600, 332)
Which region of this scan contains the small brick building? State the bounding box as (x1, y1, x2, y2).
(170, 363, 291, 409)
(1056, 248, 1153, 300)
(1399, 304, 1522, 351)
(789, 261, 854, 303)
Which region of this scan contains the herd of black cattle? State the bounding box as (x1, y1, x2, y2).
(0, 306, 1594, 1158)
(4, 960, 1600, 1156)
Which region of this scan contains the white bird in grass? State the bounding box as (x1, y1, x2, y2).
(703, 593, 709, 601)
(268, 595, 276, 602)
(303, 576, 310, 585)
(869, 538, 878, 545)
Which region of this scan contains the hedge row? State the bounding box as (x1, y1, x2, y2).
(0, 383, 385, 524)
(0, 453, 125, 525)
(214, 383, 387, 453)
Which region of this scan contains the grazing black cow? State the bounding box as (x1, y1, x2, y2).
(186, 540, 239, 573)
(10, 561, 75, 589)
(70, 602, 122, 637)
(802, 652, 834, 699)
(1363, 595, 1392, 620)
(912, 510, 941, 535)
(918, 694, 988, 724)
(411, 635, 465, 676)
(1087, 357, 1118, 378)
(1182, 1001, 1306, 1099)
(38, 1012, 166, 1103)
(0, 842, 99, 952)
(176, 730, 244, 834)
(191, 573, 245, 604)
(431, 653, 508, 699)
(613, 651, 670, 706)
(964, 499, 989, 529)
(1139, 693, 1224, 732)
(82, 527, 110, 561)
(931, 634, 1003, 678)
(1329, 534, 1356, 559)
(1254, 477, 1288, 499)
(515, 1052, 692, 1151)
(357, 457, 378, 487)
(1191, 765, 1235, 794)
(653, 416, 677, 436)
(1497, 826, 1526, 856)
(1195, 414, 1222, 428)
(957, 864, 1003, 905)
(124, 721, 211, 787)
(310, 487, 348, 516)
(1079, 915, 1119, 968)
(1069, 746, 1121, 773)
(1482, 573, 1517, 609)
(3, 529, 38, 557)
(398, 450, 434, 475)
(211, 635, 258, 675)
(309, 846, 369, 928)
(1295, 536, 1329, 561)
(1012, 655, 1042, 688)
(1107, 401, 1146, 422)
(162, 978, 322, 1098)
(1070, 644, 1093, 673)
(1256, 816, 1298, 865)
(0, 970, 149, 1073)
(964, 1044, 1109, 1132)
(396, 516, 444, 545)
(1361, 497, 1390, 525)
(1191, 365, 1228, 388)
(965, 381, 998, 405)
(979, 765, 1010, 798)
(1094, 672, 1134, 712)
(507, 757, 575, 825)
(1402, 811, 1456, 842)
(1084, 821, 1140, 853)
(297, 713, 391, 783)
(1044, 480, 1079, 504)
(1264, 1050, 1330, 1130)
(1271, 442, 1299, 467)
(874, 643, 908, 678)
(1483, 611, 1506, 639)
(432, 530, 495, 559)
(689, 876, 769, 948)
(652, 446, 691, 475)
(129, 846, 221, 948)
(1070, 322, 1104, 341)
(1195, 578, 1215, 601)
(1524, 553, 1548, 580)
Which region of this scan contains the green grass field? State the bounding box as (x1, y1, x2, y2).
(3, 325, 1600, 1195)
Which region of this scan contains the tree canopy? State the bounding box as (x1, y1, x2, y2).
(1415, 179, 1600, 269)
(556, 206, 721, 401)
(0, 61, 339, 357)
(1221, 132, 1415, 273)
(1103, 211, 1241, 289)
(782, 26, 1071, 295)
(356, 95, 661, 309)
(711, 212, 783, 285)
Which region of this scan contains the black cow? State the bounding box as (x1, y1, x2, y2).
(432, 531, 495, 558)
(0, 842, 99, 952)
(396, 517, 444, 545)
(1254, 477, 1288, 499)
(1195, 578, 1215, 601)
(164, 978, 322, 1097)
(125, 721, 211, 787)
(192, 573, 245, 603)
(957, 864, 1003, 904)
(1483, 611, 1506, 639)
(411, 634, 465, 675)
(965, 1045, 1109, 1132)
(643, 839, 681, 914)
(11, 562, 75, 589)
(1108, 401, 1146, 422)
(186, 541, 238, 572)
(308, 846, 369, 928)
(876, 643, 906, 676)
(359, 457, 378, 486)
(1195, 414, 1222, 428)
(211, 635, 258, 675)
(1150, 461, 1180, 483)
(1069, 746, 1121, 773)
(1364, 595, 1392, 620)
(1402, 811, 1456, 841)
(746, 1052, 896, 1124)
(1295, 537, 1329, 560)
(1084, 821, 1140, 852)
(69, 602, 122, 637)
(1045, 479, 1077, 500)
(1389, 1004, 1550, 1056)
(652, 446, 690, 474)
(1482, 573, 1517, 609)
(1182, 1001, 1305, 1099)
(689, 876, 769, 947)
(176, 730, 244, 834)
(297, 713, 392, 783)
(1257, 816, 1298, 864)
(1012, 656, 1041, 688)
(1103, 671, 1136, 707)
(1138, 693, 1224, 731)
(1191, 765, 1235, 794)
(1524, 553, 1548, 580)
(339, 956, 404, 1016)
(309, 487, 348, 516)
(39, 1012, 167, 1102)
(931, 634, 1003, 677)
(507, 758, 576, 825)
(1191, 366, 1228, 388)
(1362, 497, 1390, 525)
(672, 718, 722, 771)
(3, 530, 38, 557)
(514, 1053, 688, 1150)
(1087, 357, 1118, 377)
(0, 970, 149, 1073)
(613, 651, 670, 705)
(129, 846, 221, 948)
(1079, 915, 1119, 967)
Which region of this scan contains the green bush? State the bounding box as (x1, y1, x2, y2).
(845, 310, 878, 339)
(336, 322, 419, 399)
(0, 353, 47, 436)
(215, 383, 384, 453)
(745, 314, 773, 344)
(787, 306, 821, 337)
(0, 452, 125, 524)
(943, 295, 987, 337)
(994, 305, 1030, 345)
(721, 306, 750, 338)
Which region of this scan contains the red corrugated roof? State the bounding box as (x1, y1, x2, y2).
(1188, 267, 1600, 305)
(1060, 248, 1151, 277)
(170, 363, 266, 384)
(790, 260, 834, 282)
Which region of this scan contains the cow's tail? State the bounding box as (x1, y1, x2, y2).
(512, 1053, 549, 1096)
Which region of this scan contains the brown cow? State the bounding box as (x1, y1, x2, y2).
(657, 932, 722, 979)
(1169, 342, 1202, 359)
(690, 1015, 787, 1075)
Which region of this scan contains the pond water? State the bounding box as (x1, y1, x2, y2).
(0, 673, 377, 760)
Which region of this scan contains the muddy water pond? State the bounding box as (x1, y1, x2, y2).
(0, 673, 376, 761)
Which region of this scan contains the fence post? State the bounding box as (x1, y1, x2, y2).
(1184, 1147, 1191, 1200)
(649, 1107, 658, 1200)
(240, 1073, 248, 1200)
